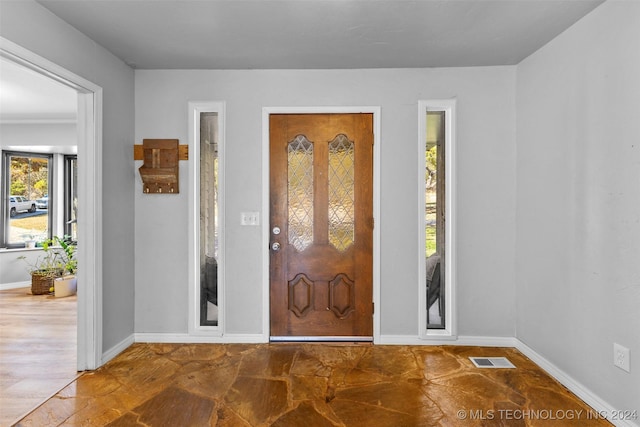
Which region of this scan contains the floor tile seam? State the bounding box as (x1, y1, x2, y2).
(275, 399, 344, 427)
(427, 369, 530, 403)
(217, 401, 254, 427)
(284, 370, 298, 410)
(414, 387, 448, 420)
(267, 403, 340, 427)
(470, 369, 531, 401)
(32, 393, 91, 427)
(331, 379, 398, 393)
(507, 361, 596, 410)
(308, 400, 347, 427)
(334, 396, 443, 419)
(327, 396, 422, 417)
(421, 365, 475, 384)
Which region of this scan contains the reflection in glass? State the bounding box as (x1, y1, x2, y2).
(200, 112, 219, 326)
(328, 134, 355, 252)
(288, 135, 314, 252)
(426, 111, 445, 329)
(5, 153, 51, 247)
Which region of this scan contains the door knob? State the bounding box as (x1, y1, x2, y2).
(271, 242, 281, 251)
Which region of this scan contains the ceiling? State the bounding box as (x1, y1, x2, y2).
(36, 0, 604, 70)
(1, 0, 605, 121)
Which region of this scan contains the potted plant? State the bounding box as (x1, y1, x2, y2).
(18, 235, 76, 296)
(52, 236, 77, 298)
(21, 230, 38, 249)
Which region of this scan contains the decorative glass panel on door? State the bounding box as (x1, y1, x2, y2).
(328, 134, 355, 252)
(288, 135, 314, 252)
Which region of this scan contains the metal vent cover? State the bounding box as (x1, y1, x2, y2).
(469, 357, 516, 368)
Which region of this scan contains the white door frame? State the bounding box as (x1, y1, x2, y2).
(261, 106, 381, 342)
(1, 37, 103, 370)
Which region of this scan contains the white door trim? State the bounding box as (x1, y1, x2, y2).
(261, 106, 381, 342)
(0, 37, 103, 370)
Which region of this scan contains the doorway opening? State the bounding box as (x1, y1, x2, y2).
(1, 38, 103, 371)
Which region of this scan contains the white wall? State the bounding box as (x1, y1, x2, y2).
(516, 0, 640, 413)
(134, 67, 517, 337)
(0, 249, 39, 285)
(0, 123, 76, 151)
(0, 1, 136, 353)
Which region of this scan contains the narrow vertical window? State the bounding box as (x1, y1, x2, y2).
(190, 101, 224, 335)
(425, 111, 445, 329)
(64, 155, 78, 242)
(200, 112, 219, 326)
(2, 152, 52, 248)
(419, 100, 455, 338)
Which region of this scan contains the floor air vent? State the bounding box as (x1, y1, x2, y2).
(469, 357, 516, 368)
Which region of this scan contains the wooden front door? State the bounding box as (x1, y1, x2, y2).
(270, 113, 374, 339)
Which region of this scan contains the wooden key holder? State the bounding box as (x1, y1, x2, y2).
(134, 139, 188, 194)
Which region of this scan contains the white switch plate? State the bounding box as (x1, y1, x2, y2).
(240, 211, 260, 226)
(613, 343, 630, 373)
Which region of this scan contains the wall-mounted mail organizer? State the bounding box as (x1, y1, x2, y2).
(134, 139, 189, 194)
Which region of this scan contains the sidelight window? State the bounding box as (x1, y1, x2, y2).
(419, 100, 456, 338)
(200, 112, 220, 327)
(189, 101, 225, 335)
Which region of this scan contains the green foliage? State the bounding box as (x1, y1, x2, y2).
(426, 145, 437, 171)
(426, 225, 437, 257)
(18, 235, 77, 277)
(55, 235, 77, 274)
(34, 179, 48, 192)
(9, 156, 49, 199)
(10, 180, 26, 195)
(425, 146, 438, 190)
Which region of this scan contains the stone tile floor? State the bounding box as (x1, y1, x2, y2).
(15, 343, 612, 426)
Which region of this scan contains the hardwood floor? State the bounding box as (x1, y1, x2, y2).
(0, 287, 78, 427)
(15, 342, 611, 426)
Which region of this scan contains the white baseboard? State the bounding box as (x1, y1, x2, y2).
(515, 339, 639, 427)
(134, 333, 268, 344)
(101, 333, 135, 365)
(378, 334, 517, 347)
(0, 281, 30, 291)
(379, 335, 637, 427)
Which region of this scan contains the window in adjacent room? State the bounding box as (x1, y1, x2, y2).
(64, 155, 78, 242)
(1, 151, 52, 248)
